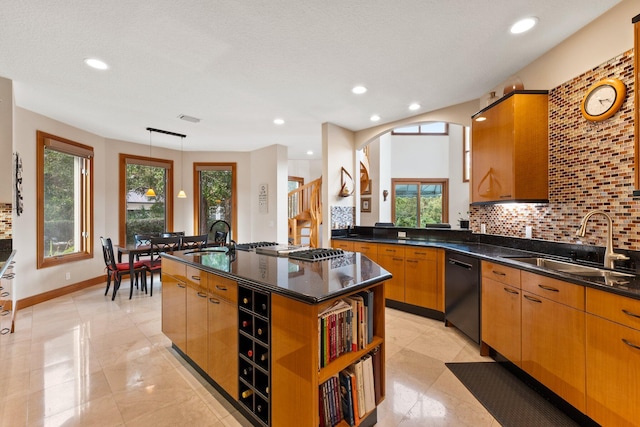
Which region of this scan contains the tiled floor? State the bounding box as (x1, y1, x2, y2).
(0, 280, 498, 426)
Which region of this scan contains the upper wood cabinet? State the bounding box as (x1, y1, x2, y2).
(471, 91, 549, 204)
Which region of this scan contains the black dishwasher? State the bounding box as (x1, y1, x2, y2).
(444, 251, 481, 344)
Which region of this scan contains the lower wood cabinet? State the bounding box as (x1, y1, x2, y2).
(330, 239, 353, 251)
(405, 248, 441, 311)
(186, 266, 209, 370)
(353, 241, 378, 263)
(377, 244, 405, 302)
(521, 289, 586, 412)
(481, 277, 521, 365)
(585, 288, 640, 427)
(161, 262, 187, 352)
(207, 274, 238, 398)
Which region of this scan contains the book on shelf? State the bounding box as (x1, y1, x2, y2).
(318, 299, 354, 368)
(361, 354, 376, 413)
(319, 375, 343, 427)
(339, 371, 356, 426)
(357, 290, 374, 345)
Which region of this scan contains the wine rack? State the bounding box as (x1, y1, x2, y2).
(238, 285, 271, 426)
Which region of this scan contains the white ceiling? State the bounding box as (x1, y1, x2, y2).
(0, 1, 620, 159)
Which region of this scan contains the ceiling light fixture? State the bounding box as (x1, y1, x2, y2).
(352, 86, 367, 94)
(274, 118, 285, 125)
(370, 114, 381, 122)
(510, 17, 538, 34)
(306, 150, 314, 156)
(409, 103, 421, 111)
(83, 58, 109, 70)
(146, 127, 188, 199)
(177, 135, 187, 199)
(178, 114, 201, 123)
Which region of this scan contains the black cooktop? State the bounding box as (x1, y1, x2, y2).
(289, 248, 345, 262)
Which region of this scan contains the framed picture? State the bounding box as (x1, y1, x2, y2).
(361, 197, 371, 213)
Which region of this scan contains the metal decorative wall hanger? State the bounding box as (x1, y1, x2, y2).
(14, 152, 23, 216)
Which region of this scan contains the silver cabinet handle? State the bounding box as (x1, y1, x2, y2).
(504, 287, 519, 295)
(622, 309, 640, 319)
(197, 292, 207, 298)
(216, 285, 228, 291)
(209, 298, 221, 304)
(538, 284, 559, 292)
(492, 270, 506, 276)
(622, 338, 640, 350)
(523, 294, 542, 303)
(191, 275, 200, 281)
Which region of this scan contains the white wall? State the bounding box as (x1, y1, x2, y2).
(287, 159, 322, 183)
(250, 144, 288, 243)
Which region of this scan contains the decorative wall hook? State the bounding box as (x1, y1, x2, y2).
(383, 189, 389, 201)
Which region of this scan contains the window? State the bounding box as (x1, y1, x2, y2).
(119, 154, 173, 245)
(194, 163, 236, 239)
(37, 131, 93, 268)
(392, 179, 449, 227)
(392, 122, 449, 135)
(463, 126, 471, 182)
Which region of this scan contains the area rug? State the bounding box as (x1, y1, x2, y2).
(446, 362, 584, 427)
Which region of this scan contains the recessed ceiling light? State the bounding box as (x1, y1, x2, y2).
(510, 17, 538, 34)
(352, 86, 367, 94)
(273, 118, 285, 125)
(409, 103, 421, 111)
(84, 57, 109, 70)
(370, 114, 381, 122)
(306, 150, 314, 156)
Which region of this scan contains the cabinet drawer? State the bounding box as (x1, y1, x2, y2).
(162, 258, 186, 280)
(186, 265, 208, 293)
(521, 271, 584, 310)
(481, 261, 520, 287)
(378, 244, 405, 257)
(405, 247, 437, 261)
(208, 273, 238, 303)
(586, 288, 640, 331)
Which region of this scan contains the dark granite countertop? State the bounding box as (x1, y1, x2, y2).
(162, 249, 392, 304)
(333, 235, 640, 300)
(0, 250, 16, 278)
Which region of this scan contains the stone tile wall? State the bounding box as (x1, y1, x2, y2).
(0, 203, 12, 239)
(472, 50, 640, 250)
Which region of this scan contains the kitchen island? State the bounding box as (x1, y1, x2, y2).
(161, 247, 391, 427)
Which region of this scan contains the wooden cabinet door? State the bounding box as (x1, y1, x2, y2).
(481, 277, 521, 365)
(521, 291, 586, 412)
(186, 268, 209, 370)
(353, 241, 378, 262)
(377, 245, 405, 302)
(331, 239, 353, 251)
(586, 313, 640, 427)
(404, 248, 438, 310)
(207, 295, 238, 397)
(161, 272, 187, 352)
(472, 99, 513, 202)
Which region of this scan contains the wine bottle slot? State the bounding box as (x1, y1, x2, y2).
(259, 353, 268, 362)
(247, 349, 253, 358)
(243, 297, 250, 304)
(242, 320, 251, 328)
(241, 389, 253, 399)
(242, 366, 253, 376)
(257, 328, 263, 335)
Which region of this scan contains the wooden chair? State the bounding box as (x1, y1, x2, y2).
(100, 236, 147, 300)
(141, 236, 181, 296)
(180, 234, 208, 250)
(133, 233, 157, 260)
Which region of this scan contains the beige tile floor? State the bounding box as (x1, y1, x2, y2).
(0, 280, 499, 427)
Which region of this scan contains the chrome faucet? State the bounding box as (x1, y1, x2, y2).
(576, 210, 629, 269)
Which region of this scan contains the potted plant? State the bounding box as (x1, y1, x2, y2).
(458, 212, 470, 229)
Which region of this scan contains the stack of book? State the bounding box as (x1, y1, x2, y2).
(318, 290, 375, 369)
(318, 347, 381, 427)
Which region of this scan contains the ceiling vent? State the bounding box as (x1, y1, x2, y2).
(178, 114, 201, 123)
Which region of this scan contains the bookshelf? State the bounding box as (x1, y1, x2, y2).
(271, 280, 385, 426)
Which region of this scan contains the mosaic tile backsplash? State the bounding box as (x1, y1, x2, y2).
(472, 50, 640, 250)
(331, 206, 355, 229)
(0, 203, 12, 239)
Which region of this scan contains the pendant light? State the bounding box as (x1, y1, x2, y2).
(145, 129, 156, 197)
(177, 135, 187, 198)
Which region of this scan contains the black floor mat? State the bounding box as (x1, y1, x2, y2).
(446, 362, 583, 427)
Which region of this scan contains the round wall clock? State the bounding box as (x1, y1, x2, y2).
(580, 78, 626, 122)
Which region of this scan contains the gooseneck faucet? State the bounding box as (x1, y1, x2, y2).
(576, 210, 629, 269)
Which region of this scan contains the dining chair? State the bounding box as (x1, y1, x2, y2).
(180, 234, 208, 250)
(133, 233, 157, 260)
(100, 236, 148, 300)
(142, 236, 181, 296)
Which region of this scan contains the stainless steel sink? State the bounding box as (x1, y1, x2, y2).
(508, 257, 634, 278)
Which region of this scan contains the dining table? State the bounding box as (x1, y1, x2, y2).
(116, 243, 154, 298)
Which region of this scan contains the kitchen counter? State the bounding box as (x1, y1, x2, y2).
(332, 235, 640, 300)
(162, 248, 392, 304)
